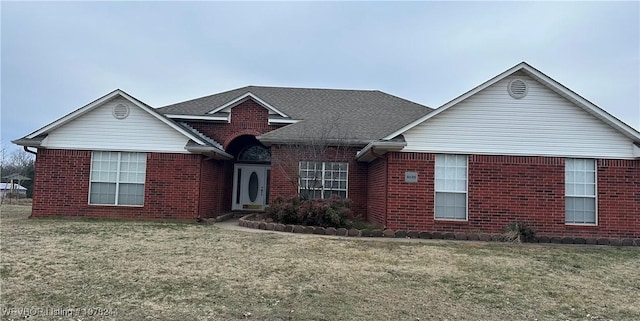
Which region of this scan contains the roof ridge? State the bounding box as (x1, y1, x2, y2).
(371, 90, 433, 110)
(246, 85, 379, 93)
(157, 86, 252, 109)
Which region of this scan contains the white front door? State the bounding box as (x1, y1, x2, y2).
(232, 165, 270, 211)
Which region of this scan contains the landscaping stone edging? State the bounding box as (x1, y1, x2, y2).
(237, 214, 640, 246)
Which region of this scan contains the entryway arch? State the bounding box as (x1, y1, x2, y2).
(226, 135, 271, 211)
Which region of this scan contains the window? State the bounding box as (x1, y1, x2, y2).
(90, 151, 146, 206)
(435, 154, 467, 220)
(237, 145, 271, 162)
(565, 158, 596, 224)
(299, 161, 348, 199)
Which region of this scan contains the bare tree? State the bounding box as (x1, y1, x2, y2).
(0, 143, 8, 171)
(270, 116, 356, 199)
(1, 147, 35, 200)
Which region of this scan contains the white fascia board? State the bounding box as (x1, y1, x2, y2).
(12, 135, 48, 147)
(185, 145, 233, 160)
(268, 118, 300, 125)
(45, 146, 192, 154)
(207, 92, 289, 118)
(399, 148, 640, 160)
(26, 89, 207, 146)
(165, 114, 229, 121)
(355, 141, 376, 159)
(356, 140, 407, 162)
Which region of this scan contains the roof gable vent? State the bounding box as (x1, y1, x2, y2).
(113, 103, 130, 119)
(508, 79, 528, 99)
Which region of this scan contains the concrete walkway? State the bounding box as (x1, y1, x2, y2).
(213, 218, 274, 233)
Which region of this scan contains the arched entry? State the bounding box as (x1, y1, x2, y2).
(227, 135, 271, 211)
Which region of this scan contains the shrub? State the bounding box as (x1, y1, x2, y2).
(265, 195, 352, 228)
(503, 221, 536, 243)
(266, 197, 301, 225)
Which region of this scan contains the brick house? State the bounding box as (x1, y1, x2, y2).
(13, 62, 640, 238)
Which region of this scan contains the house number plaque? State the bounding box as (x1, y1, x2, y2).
(405, 171, 418, 183)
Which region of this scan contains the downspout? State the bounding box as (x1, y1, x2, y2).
(197, 156, 204, 221)
(384, 153, 388, 229)
(23, 146, 37, 209)
(23, 146, 37, 155)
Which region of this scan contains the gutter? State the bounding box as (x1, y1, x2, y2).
(185, 144, 233, 160)
(257, 136, 371, 147)
(355, 140, 407, 162)
(11, 135, 46, 147)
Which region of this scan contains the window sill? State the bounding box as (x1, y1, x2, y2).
(565, 223, 598, 227)
(88, 204, 144, 208)
(434, 218, 468, 222)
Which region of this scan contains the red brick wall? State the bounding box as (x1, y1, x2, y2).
(32, 149, 219, 220)
(466, 155, 565, 235)
(367, 156, 387, 226)
(350, 156, 368, 219)
(145, 153, 201, 219)
(386, 152, 434, 230)
(596, 159, 640, 238)
(32, 149, 92, 215)
(198, 159, 233, 218)
(383, 152, 640, 238)
(185, 100, 282, 148)
(270, 145, 368, 219)
(198, 159, 219, 217)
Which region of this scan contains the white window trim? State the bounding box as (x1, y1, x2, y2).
(434, 154, 469, 221)
(565, 158, 598, 226)
(88, 151, 146, 207)
(298, 161, 349, 199)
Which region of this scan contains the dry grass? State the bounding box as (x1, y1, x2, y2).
(1, 205, 639, 321)
(0, 198, 32, 206)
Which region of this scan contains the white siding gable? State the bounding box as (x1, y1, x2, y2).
(403, 73, 636, 159)
(44, 97, 191, 153)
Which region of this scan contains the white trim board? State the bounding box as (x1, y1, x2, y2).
(165, 114, 229, 121)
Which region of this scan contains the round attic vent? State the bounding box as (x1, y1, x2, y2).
(113, 103, 130, 119)
(508, 79, 528, 99)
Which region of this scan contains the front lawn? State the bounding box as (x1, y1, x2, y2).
(1, 205, 638, 321)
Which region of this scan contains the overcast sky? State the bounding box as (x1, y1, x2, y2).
(2, 1, 639, 153)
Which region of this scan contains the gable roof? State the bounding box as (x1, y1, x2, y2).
(157, 86, 433, 144)
(2, 173, 31, 181)
(17, 89, 206, 144)
(12, 90, 232, 159)
(207, 92, 289, 118)
(384, 62, 640, 143)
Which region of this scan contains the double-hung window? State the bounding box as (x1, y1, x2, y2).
(565, 158, 596, 224)
(435, 154, 468, 220)
(90, 151, 146, 206)
(299, 161, 348, 199)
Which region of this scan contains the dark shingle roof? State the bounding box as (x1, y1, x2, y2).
(156, 86, 433, 144)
